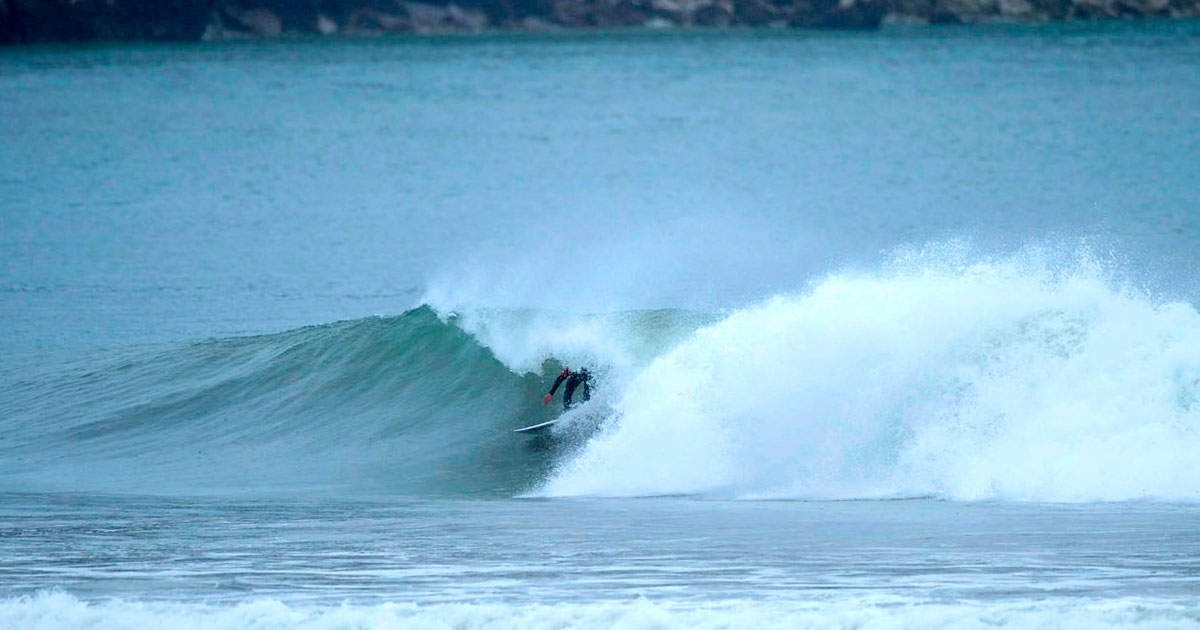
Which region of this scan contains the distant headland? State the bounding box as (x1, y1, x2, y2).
(2, 0, 1197, 44)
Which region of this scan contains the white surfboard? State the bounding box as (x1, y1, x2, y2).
(514, 419, 558, 434)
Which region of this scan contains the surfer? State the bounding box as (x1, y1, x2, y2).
(542, 367, 591, 411)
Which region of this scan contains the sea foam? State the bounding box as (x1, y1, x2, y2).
(5, 592, 1200, 630)
(536, 246, 1200, 501)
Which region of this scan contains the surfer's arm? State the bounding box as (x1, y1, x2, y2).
(542, 368, 570, 403)
(547, 369, 570, 395)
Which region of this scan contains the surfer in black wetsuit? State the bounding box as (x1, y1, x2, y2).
(542, 367, 592, 411)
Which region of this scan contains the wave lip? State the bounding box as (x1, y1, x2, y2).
(541, 251, 1200, 502)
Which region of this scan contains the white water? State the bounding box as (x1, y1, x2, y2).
(7, 592, 1200, 630)
(530, 246, 1200, 501)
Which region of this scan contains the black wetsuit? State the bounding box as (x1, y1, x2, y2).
(548, 368, 591, 411)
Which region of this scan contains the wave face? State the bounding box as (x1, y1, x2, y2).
(539, 247, 1200, 501)
(0, 306, 708, 496)
(0, 307, 566, 495)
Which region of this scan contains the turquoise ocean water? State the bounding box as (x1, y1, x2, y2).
(2, 23, 1200, 628)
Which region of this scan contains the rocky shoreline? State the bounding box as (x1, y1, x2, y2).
(1, 0, 1197, 44)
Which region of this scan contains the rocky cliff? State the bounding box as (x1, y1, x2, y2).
(1, 0, 1197, 44)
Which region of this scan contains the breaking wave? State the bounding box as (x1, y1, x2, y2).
(5, 591, 1200, 630)
(538, 245, 1200, 501)
(3, 243, 1198, 501)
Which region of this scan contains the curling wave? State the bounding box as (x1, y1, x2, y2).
(3, 245, 1198, 501)
(0, 306, 705, 496)
(0, 307, 561, 495)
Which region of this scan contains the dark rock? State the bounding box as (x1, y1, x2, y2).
(789, 0, 888, 28)
(1026, 0, 1071, 19)
(603, 0, 661, 27)
(733, 0, 784, 25)
(219, 6, 285, 35)
(3, 0, 1200, 44)
(404, 2, 455, 29)
(402, 2, 489, 30)
(344, 6, 412, 32)
(694, 0, 735, 24)
(316, 12, 339, 32)
(3, 0, 213, 43)
(928, 8, 967, 20)
(518, 15, 557, 28)
(550, 0, 656, 26)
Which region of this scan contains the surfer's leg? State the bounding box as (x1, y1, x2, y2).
(563, 375, 581, 410)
